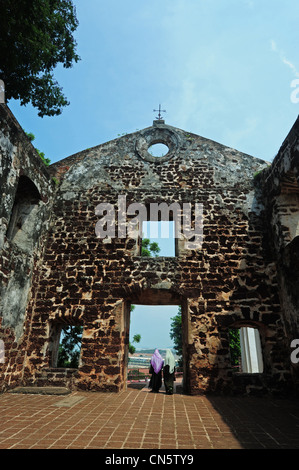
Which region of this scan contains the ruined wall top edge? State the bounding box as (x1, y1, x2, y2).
(49, 123, 269, 192)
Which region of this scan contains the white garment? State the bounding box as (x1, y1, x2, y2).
(164, 349, 175, 374)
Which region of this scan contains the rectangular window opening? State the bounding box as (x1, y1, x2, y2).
(50, 323, 83, 369)
(141, 220, 176, 257)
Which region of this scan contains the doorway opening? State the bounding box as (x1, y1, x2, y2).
(127, 302, 184, 389)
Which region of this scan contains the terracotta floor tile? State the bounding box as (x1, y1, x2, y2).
(1, 388, 299, 450)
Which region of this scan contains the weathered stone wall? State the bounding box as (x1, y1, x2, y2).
(20, 120, 290, 395)
(260, 116, 299, 390)
(1, 110, 298, 396)
(0, 104, 54, 392)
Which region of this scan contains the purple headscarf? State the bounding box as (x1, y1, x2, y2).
(151, 349, 164, 374)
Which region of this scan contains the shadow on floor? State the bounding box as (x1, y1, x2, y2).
(206, 395, 299, 449)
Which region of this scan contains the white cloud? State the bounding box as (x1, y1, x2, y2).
(270, 40, 299, 77)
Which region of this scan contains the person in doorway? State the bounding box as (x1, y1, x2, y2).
(163, 349, 176, 395)
(149, 349, 164, 393)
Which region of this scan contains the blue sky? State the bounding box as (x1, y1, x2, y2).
(7, 0, 299, 349)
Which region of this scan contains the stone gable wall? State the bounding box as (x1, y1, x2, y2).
(1, 111, 298, 396)
(21, 122, 289, 394)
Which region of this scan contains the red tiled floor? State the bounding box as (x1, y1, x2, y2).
(0, 384, 299, 450)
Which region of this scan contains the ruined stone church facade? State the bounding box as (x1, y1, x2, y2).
(0, 103, 299, 396)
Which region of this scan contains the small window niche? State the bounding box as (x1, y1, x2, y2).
(229, 326, 263, 373)
(49, 322, 83, 369)
(141, 220, 176, 257)
(6, 175, 42, 252)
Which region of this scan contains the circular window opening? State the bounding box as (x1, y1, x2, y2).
(148, 143, 169, 158)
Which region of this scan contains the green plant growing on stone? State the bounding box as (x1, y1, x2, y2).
(253, 165, 270, 182)
(253, 170, 262, 181)
(25, 132, 51, 166)
(186, 133, 195, 142)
